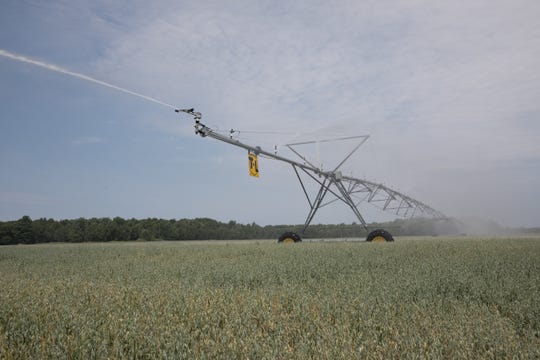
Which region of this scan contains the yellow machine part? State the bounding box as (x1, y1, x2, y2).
(248, 153, 260, 178)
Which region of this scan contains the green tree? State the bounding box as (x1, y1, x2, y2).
(0, 222, 16, 245)
(14, 216, 34, 244)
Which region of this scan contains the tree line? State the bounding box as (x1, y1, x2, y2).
(0, 215, 521, 245)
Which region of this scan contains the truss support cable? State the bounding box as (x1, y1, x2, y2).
(292, 164, 312, 208)
(334, 180, 369, 230)
(302, 179, 331, 235)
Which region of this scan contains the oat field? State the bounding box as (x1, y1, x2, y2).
(0, 237, 539, 358)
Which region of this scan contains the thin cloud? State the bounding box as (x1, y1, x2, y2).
(0, 191, 50, 206)
(71, 136, 104, 145)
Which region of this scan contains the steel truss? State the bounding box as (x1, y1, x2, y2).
(176, 108, 445, 236)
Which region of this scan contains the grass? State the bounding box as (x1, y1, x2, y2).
(0, 237, 539, 358)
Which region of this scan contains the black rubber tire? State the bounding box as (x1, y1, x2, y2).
(366, 228, 394, 242)
(278, 231, 302, 243)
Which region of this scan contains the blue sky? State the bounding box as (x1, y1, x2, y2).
(1, 0, 539, 227)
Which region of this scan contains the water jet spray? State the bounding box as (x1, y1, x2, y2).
(0, 49, 176, 110)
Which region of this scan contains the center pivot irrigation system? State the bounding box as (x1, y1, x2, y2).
(176, 108, 445, 243)
(0, 49, 445, 242)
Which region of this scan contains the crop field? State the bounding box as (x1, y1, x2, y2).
(0, 237, 539, 358)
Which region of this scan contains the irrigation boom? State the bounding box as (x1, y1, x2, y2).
(0, 49, 443, 242)
(177, 108, 445, 242)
